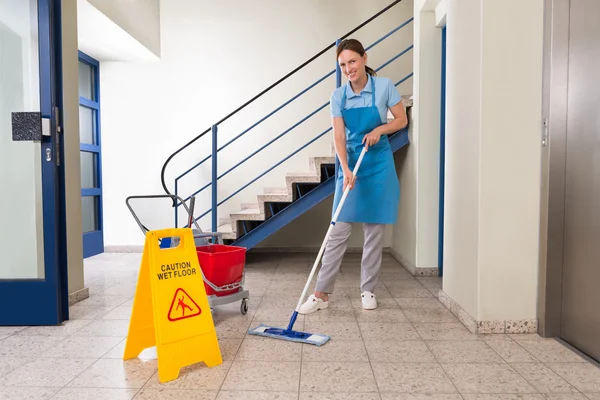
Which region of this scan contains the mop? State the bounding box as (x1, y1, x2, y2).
(248, 147, 367, 346)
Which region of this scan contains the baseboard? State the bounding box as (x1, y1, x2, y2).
(438, 290, 538, 334)
(389, 248, 439, 277)
(68, 287, 89, 306)
(105, 245, 143, 253)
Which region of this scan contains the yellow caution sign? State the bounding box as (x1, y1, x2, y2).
(123, 228, 222, 383)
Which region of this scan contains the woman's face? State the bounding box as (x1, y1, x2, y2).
(338, 49, 367, 84)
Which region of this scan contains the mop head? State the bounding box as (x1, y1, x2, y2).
(248, 323, 330, 346)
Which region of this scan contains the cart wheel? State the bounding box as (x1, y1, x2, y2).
(240, 298, 248, 315)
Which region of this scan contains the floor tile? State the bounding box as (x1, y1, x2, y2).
(99, 306, 134, 320)
(0, 357, 30, 379)
(68, 358, 157, 389)
(0, 358, 96, 387)
(301, 393, 381, 400)
(218, 392, 298, 400)
(426, 340, 505, 363)
(72, 319, 130, 337)
(441, 363, 538, 393)
(302, 339, 368, 362)
(302, 321, 361, 340)
(386, 287, 435, 298)
(514, 340, 588, 363)
(52, 388, 138, 400)
(0, 327, 27, 336)
(143, 361, 231, 390)
(301, 361, 378, 393)
(102, 339, 157, 360)
(15, 319, 93, 336)
(221, 361, 300, 392)
(461, 395, 544, 400)
(402, 308, 458, 324)
(412, 323, 481, 341)
(543, 395, 590, 400)
(39, 335, 123, 358)
(134, 388, 218, 399)
(546, 363, 600, 393)
(0, 386, 59, 399)
(511, 362, 579, 394)
(302, 308, 356, 322)
(379, 395, 462, 400)
(480, 337, 540, 363)
(0, 336, 64, 358)
(395, 298, 449, 310)
(371, 363, 457, 393)
(365, 340, 436, 363)
(69, 305, 119, 320)
(358, 322, 421, 341)
(235, 336, 302, 361)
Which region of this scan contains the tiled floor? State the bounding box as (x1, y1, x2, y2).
(1, 251, 599, 399)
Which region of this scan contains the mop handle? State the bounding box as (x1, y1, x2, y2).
(294, 147, 367, 313)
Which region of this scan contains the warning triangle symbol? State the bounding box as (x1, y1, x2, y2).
(167, 288, 202, 322)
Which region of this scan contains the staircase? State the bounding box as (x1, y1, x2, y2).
(160, 0, 413, 250)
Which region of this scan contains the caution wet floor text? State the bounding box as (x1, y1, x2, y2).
(123, 228, 222, 383)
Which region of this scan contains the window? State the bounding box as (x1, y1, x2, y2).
(78, 51, 104, 257)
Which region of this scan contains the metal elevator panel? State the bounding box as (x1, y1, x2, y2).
(560, 0, 600, 362)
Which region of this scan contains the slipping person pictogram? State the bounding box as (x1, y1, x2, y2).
(176, 296, 193, 317)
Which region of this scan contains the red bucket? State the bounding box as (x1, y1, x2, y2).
(196, 244, 246, 297)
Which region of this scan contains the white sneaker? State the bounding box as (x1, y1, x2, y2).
(298, 294, 329, 315)
(361, 291, 377, 310)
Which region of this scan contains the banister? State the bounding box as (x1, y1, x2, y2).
(176, 44, 414, 207)
(174, 68, 336, 184)
(160, 0, 405, 198)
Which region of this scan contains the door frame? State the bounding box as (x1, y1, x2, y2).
(78, 51, 104, 258)
(537, 0, 570, 338)
(0, 0, 68, 325)
(438, 24, 446, 277)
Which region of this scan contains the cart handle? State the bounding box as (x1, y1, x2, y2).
(125, 194, 203, 235)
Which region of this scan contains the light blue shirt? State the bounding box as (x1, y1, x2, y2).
(330, 74, 401, 124)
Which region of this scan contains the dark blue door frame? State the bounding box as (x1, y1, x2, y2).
(78, 51, 104, 258)
(0, 0, 69, 325)
(438, 24, 446, 276)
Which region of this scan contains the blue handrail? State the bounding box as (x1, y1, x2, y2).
(188, 72, 415, 225)
(174, 19, 413, 198)
(171, 12, 414, 232)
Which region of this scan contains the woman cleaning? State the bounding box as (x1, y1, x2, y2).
(299, 38, 408, 314)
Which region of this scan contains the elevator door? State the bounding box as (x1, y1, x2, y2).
(560, 0, 600, 362)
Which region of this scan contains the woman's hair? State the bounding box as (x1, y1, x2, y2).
(336, 38, 377, 76)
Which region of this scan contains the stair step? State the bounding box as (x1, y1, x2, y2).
(230, 208, 266, 221)
(257, 192, 293, 203)
(241, 203, 258, 210)
(264, 187, 289, 195)
(216, 223, 236, 240)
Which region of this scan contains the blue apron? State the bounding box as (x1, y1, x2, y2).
(332, 77, 400, 224)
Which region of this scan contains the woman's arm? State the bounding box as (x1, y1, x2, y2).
(333, 116, 349, 172)
(363, 101, 408, 149)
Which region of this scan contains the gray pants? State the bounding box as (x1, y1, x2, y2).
(315, 222, 386, 294)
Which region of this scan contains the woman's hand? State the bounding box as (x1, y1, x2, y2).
(343, 167, 356, 191)
(362, 129, 381, 150)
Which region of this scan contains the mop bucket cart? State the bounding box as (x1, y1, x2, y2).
(125, 194, 250, 315)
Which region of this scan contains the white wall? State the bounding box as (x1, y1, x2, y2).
(100, 0, 414, 248)
(442, 0, 543, 321)
(87, 0, 160, 57)
(391, 0, 441, 272)
(0, 1, 45, 279)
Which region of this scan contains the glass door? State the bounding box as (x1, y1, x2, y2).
(0, 0, 68, 325)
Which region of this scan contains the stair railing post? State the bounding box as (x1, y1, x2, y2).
(212, 124, 218, 234)
(335, 39, 341, 183)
